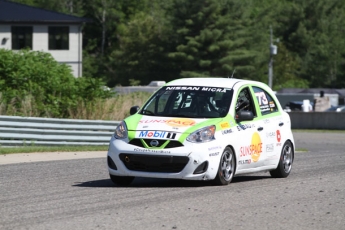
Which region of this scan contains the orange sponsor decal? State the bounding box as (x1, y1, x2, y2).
(165, 118, 196, 127)
(139, 118, 196, 127)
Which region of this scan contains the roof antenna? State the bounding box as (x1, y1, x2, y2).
(229, 68, 236, 78)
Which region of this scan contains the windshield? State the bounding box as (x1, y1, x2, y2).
(140, 86, 233, 118)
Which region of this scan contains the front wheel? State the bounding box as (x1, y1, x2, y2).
(270, 141, 294, 178)
(213, 147, 236, 186)
(110, 174, 135, 186)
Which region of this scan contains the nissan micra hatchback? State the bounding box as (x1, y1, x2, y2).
(107, 78, 295, 186)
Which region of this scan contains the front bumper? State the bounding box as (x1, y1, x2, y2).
(107, 136, 221, 181)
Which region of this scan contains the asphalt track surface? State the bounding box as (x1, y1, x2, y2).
(0, 131, 344, 230)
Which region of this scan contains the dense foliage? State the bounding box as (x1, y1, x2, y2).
(8, 0, 345, 91)
(0, 49, 112, 117)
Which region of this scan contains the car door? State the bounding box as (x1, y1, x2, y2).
(252, 86, 282, 167)
(233, 86, 265, 171)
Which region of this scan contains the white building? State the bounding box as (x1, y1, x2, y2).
(0, 0, 89, 77)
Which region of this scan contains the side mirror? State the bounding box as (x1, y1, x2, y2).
(130, 106, 140, 115)
(235, 111, 254, 122)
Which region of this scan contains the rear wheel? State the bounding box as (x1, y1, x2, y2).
(270, 141, 293, 178)
(110, 174, 135, 186)
(213, 147, 235, 185)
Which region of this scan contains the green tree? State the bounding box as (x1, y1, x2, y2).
(264, 0, 345, 88)
(167, 0, 258, 79)
(108, 1, 178, 86)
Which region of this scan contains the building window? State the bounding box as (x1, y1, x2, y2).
(11, 26, 33, 50)
(49, 26, 69, 50)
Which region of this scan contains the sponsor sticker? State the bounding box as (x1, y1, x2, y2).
(139, 118, 196, 127)
(276, 130, 281, 142)
(221, 129, 232, 135)
(237, 123, 255, 131)
(220, 122, 230, 129)
(276, 130, 282, 146)
(239, 132, 262, 162)
(209, 152, 219, 157)
(136, 131, 177, 139)
(263, 119, 270, 124)
(266, 132, 276, 138)
(229, 120, 235, 127)
(166, 86, 227, 93)
(208, 146, 222, 151)
(266, 144, 274, 152)
(134, 148, 171, 154)
(238, 159, 251, 165)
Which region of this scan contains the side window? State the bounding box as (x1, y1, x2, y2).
(235, 87, 256, 116)
(253, 87, 278, 115)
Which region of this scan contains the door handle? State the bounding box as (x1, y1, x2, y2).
(257, 127, 263, 131)
(279, 122, 284, 127)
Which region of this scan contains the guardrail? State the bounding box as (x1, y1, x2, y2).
(1, 112, 344, 147)
(288, 112, 345, 130)
(0, 115, 120, 146)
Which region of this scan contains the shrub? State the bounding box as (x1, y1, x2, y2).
(0, 49, 112, 118)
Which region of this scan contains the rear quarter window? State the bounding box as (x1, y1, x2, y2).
(253, 86, 278, 115)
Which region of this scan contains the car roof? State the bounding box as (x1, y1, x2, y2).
(166, 78, 266, 89)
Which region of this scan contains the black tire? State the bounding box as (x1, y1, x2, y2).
(270, 141, 294, 178)
(213, 147, 236, 185)
(110, 174, 135, 186)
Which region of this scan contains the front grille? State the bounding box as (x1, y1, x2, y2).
(119, 154, 189, 173)
(128, 138, 183, 148)
(165, 141, 184, 148)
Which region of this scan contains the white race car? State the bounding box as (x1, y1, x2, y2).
(107, 78, 295, 186)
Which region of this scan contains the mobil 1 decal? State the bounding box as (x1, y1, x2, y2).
(135, 130, 178, 140)
(239, 132, 263, 163)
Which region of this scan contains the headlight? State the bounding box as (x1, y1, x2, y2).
(186, 125, 216, 143)
(114, 121, 128, 139)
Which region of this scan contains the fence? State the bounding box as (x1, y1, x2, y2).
(0, 115, 120, 146)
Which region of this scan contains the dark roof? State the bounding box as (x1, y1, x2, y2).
(0, 0, 90, 24)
